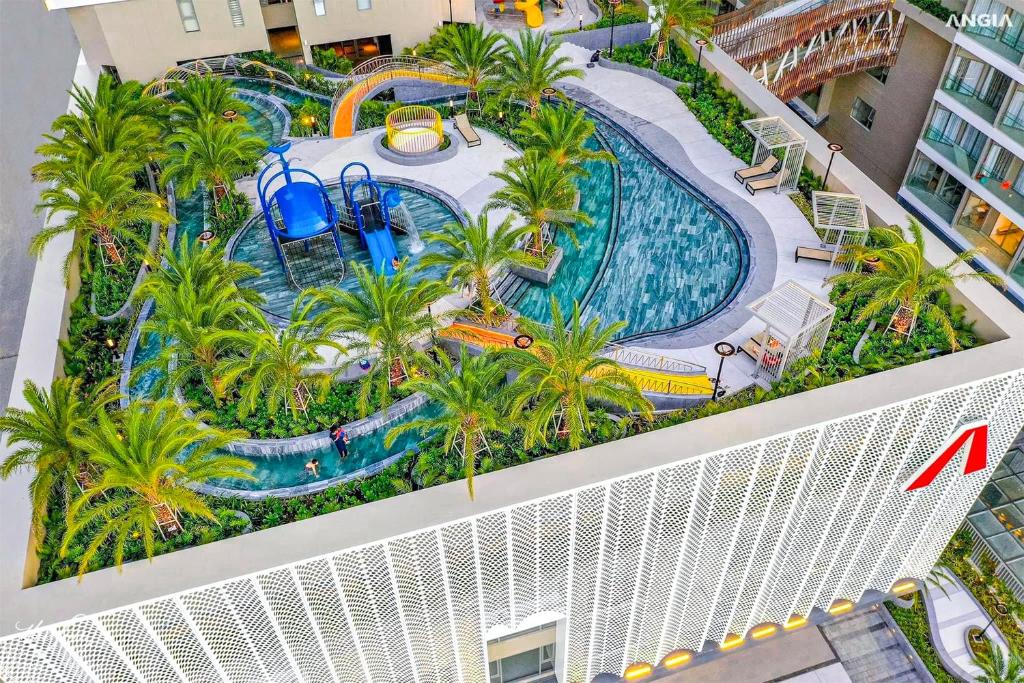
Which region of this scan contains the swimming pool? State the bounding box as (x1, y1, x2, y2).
(229, 180, 460, 321)
(236, 90, 289, 146)
(512, 113, 749, 342)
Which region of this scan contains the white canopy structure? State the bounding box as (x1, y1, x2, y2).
(812, 191, 870, 271)
(746, 280, 836, 386)
(742, 116, 806, 193)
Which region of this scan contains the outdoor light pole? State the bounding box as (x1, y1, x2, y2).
(608, 0, 621, 55)
(542, 87, 556, 106)
(694, 39, 709, 95)
(448, 0, 453, 24)
(713, 341, 736, 400)
(823, 142, 844, 188)
(974, 602, 1009, 642)
(579, 13, 584, 30)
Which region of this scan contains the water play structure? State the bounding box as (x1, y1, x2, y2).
(341, 162, 401, 275)
(257, 142, 345, 287)
(385, 105, 444, 155)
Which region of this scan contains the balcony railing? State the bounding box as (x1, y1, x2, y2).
(1002, 111, 1024, 132)
(924, 127, 982, 173)
(964, 23, 1024, 59)
(942, 76, 1005, 119)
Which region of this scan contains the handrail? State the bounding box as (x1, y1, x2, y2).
(143, 55, 300, 95)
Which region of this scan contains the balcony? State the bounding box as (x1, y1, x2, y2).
(942, 76, 1002, 123)
(999, 110, 1024, 146)
(923, 126, 982, 175)
(906, 177, 960, 222)
(963, 24, 1024, 64)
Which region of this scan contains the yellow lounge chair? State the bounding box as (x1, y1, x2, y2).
(454, 113, 481, 147)
(733, 154, 779, 183)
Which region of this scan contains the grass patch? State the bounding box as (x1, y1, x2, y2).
(885, 599, 958, 683)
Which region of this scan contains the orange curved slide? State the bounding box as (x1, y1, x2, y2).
(440, 322, 713, 396)
(514, 0, 544, 27)
(332, 69, 463, 138)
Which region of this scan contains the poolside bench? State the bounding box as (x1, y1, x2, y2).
(734, 154, 779, 184)
(794, 246, 836, 264)
(455, 113, 481, 148)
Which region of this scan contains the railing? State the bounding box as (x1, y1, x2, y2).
(964, 22, 1024, 57)
(601, 344, 706, 376)
(943, 76, 1006, 113)
(1002, 111, 1024, 132)
(923, 127, 982, 172)
(142, 55, 300, 95)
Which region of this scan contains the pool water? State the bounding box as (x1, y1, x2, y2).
(229, 77, 332, 108)
(209, 402, 442, 492)
(236, 92, 286, 145)
(231, 182, 459, 321)
(513, 119, 748, 341)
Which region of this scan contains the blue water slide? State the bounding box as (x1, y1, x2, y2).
(365, 229, 398, 275)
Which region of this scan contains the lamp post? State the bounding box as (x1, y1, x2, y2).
(579, 13, 584, 30)
(448, 0, 454, 24)
(542, 86, 556, 106)
(973, 602, 1009, 643)
(198, 230, 216, 247)
(693, 39, 709, 95)
(713, 341, 736, 400)
(823, 142, 844, 188)
(608, 0, 621, 55)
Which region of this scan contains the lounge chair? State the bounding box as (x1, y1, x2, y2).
(739, 332, 767, 360)
(455, 113, 481, 148)
(733, 154, 779, 184)
(794, 246, 836, 263)
(745, 168, 788, 195)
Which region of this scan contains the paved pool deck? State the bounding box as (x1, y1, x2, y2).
(236, 43, 831, 393)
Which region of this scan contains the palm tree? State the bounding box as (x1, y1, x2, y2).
(170, 76, 248, 126)
(506, 297, 652, 450)
(419, 212, 541, 325)
(217, 300, 345, 419)
(134, 238, 263, 398)
(515, 104, 616, 176)
(499, 30, 584, 114)
(973, 641, 1024, 683)
(650, 0, 714, 64)
(0, 378, 116, 540)
(162, 114, 266, 204)
(829, 219, 1002, 350)
(63, 398, 252, 576)
(33, 73, 166, 180)
(32, 156, 172, 278)
(436, 23, 506, 108)
(385, 347, 511, 500)
(311, 262, 450, 415)
(487, 151, 593, 255)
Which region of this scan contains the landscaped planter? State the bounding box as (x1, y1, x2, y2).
(512, 246, 564, 285)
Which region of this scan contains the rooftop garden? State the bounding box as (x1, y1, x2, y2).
(0, 20, 1001, 583)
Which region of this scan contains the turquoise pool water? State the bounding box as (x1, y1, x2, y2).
(513, 118, 748, 341)
(229, 77, 332, 107)
(236, 91, 286, 145)
(231, 182, 459, 320)
(209, 402, 441, 492)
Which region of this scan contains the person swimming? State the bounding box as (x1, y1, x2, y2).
(305, 458, 320, 477)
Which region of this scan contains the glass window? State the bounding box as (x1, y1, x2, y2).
(227, 0, 244, 26)
(541, 644, 554, 672)
(313, 0, 326, 16)
(850, 96, 875, 130)
(357, 0, 372, 8)
(177, 0, 200, 32)
(489, 660, 500, 683)
(866, 66, 889, 84)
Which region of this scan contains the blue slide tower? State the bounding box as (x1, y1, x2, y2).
(339, 162, 402, 276)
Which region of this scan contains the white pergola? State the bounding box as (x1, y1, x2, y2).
(812, 191, 870, 271)
(742, 116, 806, 194)
(746, 280, 836, 386)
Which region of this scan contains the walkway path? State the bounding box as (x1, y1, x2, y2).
(923, 567, 1010, 681)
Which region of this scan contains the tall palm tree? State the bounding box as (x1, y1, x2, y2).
(134, 238, 263, 398)
(499, 30, 584, 114)
(506, 297, 652, 450)
(170, 76, 248, 126)
(973, 641, 1024, 683)
(650, 0, 714, 64)
(385, 347, 511, 500)
(162, 114, 266, 203)
(63, 399, 252, 576)
(515, 104, 616, 176)
(217, 300, 345, 419)
(436, 23, 506, 108)
(0, 378, 116, 540)
(487, 151, 593, 255)
(33, 73, 166, 180)
(418, 212, 541, 325)
(311, 262, 450, 415)
(32, 156, 172, 278)
(829, 219, 1002, 349)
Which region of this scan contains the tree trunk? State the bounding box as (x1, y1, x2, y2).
(477, 272, 495, 324)
(389, 357, 407, 387)
(96, 226, 123, 265)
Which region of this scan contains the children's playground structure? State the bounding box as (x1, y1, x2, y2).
(491, 0, 545, 27)
(256, 144, 419, 287)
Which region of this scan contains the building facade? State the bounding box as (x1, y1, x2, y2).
(1, 369, 1023, 683)
(49, 0, 475, 83)
(899, 0, 1024, 294)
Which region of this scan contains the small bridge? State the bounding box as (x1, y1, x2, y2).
(713, 0, 905, 102)
(142, 55, 300, 96)
(330, 56, 466, 138)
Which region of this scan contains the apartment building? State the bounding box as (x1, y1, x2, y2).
(898, 0, 1024, 295)
(46, 0, 475, 82)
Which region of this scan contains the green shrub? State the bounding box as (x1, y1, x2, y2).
(886, 600, 958, 683)
(287, 98, 331, 136)
(907, 0, 954, 21)
(312, 46, 353, 75)
(209, 190, 253, 236)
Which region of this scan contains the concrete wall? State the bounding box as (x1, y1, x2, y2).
(292, 0, 476, 64)
(551, 21, 653, 52)
(69, 0, 270, 82)
(816, 17, 951, 196)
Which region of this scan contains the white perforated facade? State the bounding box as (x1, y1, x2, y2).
(3, 370, 1024, 683)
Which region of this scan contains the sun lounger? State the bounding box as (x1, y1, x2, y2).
(745, 168, 788, 195)
(455, 113, 481, 148)
(740, 338, 762, 361)
(733, 154, 779, 184)
(794, 246, 836, 263)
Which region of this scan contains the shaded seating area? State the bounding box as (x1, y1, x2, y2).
(744, 281, 836, 386)
(733, 153, 779, 183)
(805, 191, 870, 271)
(454, 113, 481, 147)
(741, 116, 806, 195)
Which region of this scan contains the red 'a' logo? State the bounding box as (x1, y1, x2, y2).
(903, 421, 990, 492)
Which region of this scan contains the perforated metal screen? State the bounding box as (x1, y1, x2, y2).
(3, 370, 1023, 682)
